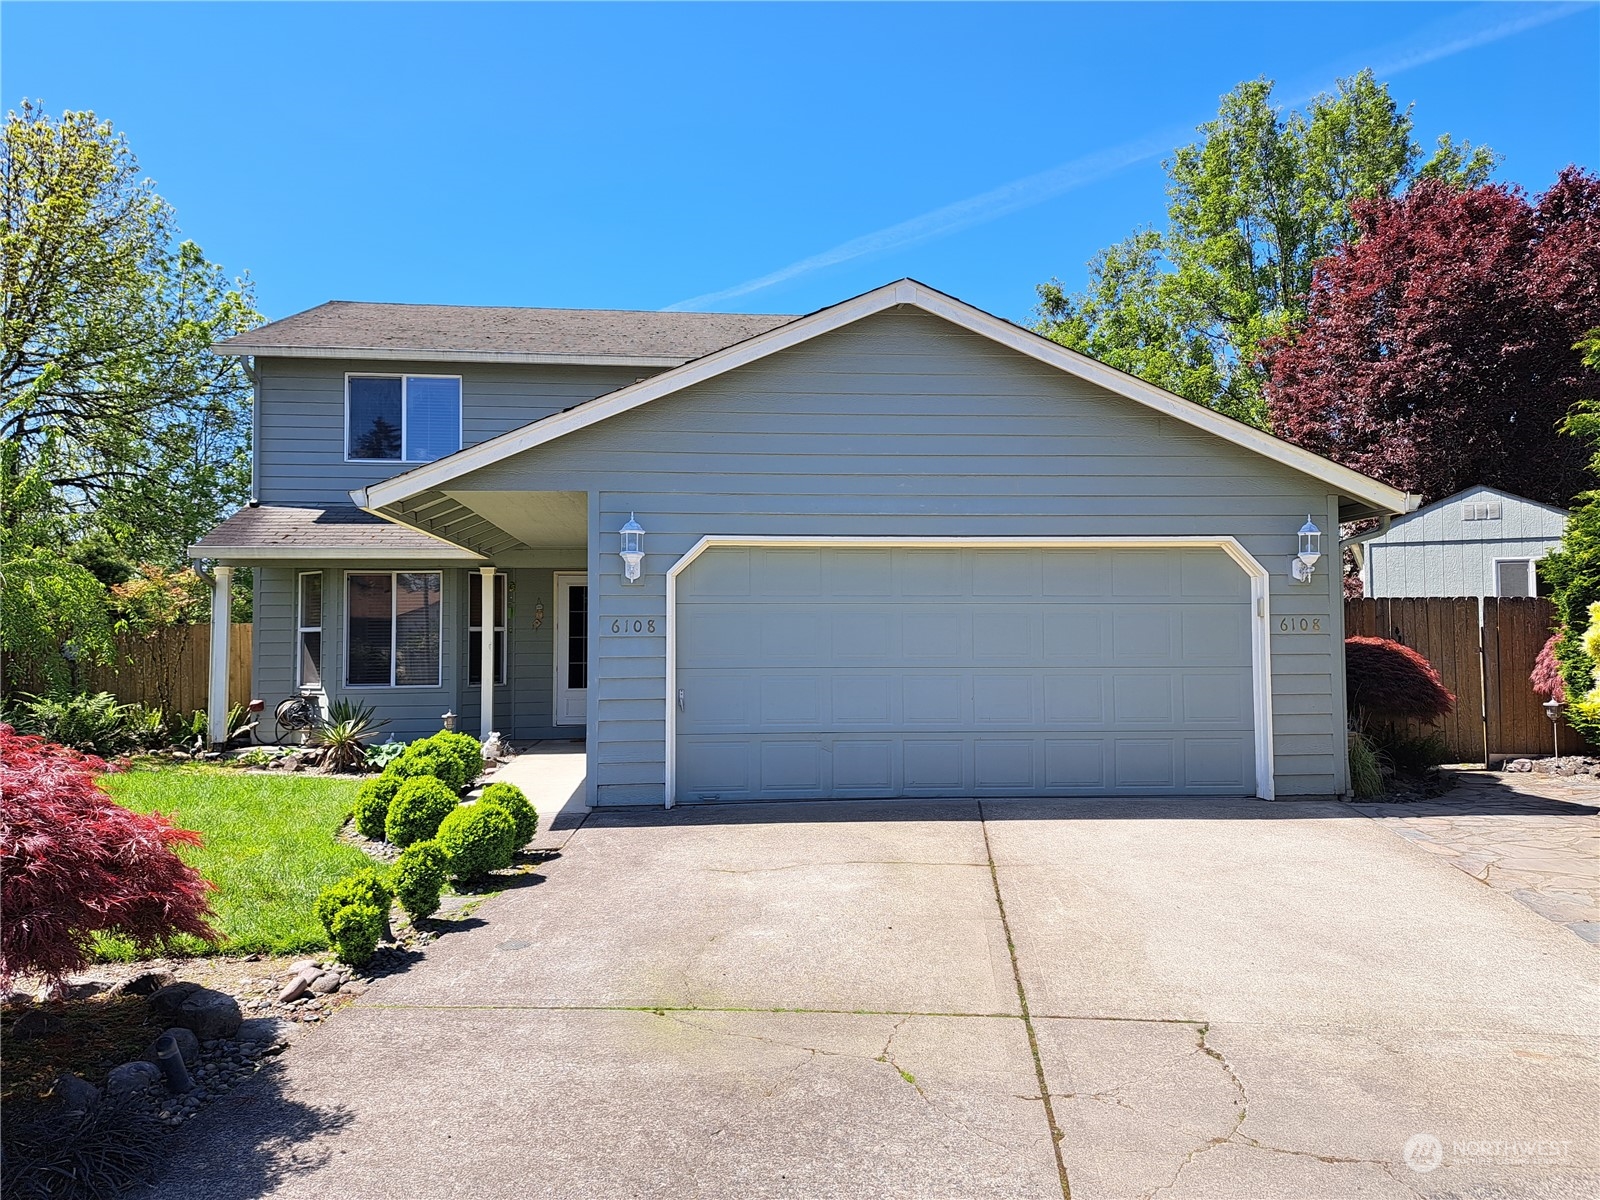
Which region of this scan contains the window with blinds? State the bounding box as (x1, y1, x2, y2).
(468, 572, 508, 686)
(297, 572, 323, 688)
(346, 571, 442, 687)
(346, 375, 462, 462)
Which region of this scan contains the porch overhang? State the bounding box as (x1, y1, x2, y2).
(353, 487, 588, 559)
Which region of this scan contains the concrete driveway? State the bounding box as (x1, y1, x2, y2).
(147, 791, 1599, 1200)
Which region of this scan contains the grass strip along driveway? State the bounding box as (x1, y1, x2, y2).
(99, 765, 367, 957)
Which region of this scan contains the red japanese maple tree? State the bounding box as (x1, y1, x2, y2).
(1267, 168, 1600, 508)
(1345, 637, 1456, 726)
(0, 725, 215, 996)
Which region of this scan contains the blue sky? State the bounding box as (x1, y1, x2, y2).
(5, 2, 1597, 324)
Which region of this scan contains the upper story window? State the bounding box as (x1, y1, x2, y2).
(346, 375, 462, 463)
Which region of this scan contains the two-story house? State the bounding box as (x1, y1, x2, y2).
(191, 278, 1413, 806)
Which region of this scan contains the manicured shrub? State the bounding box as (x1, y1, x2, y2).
(384, 777, 460, 848)
(1344, 636, 1455, 726)
(354, 774, 403, 840)
(478, 782, 537, 848)
(0, 725, 215, 996)
(413, 730, 483, 786)
(328, 903, 384, 967)
(313, 868, 392, 966)
(391, 839, 450, 922)
(387, 745, 467, 791)
(436, 802, 517, 881)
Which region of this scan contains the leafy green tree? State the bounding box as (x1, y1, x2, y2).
(1, 101, 261, 565)
(0, 553, 116, 697)
(1036, 72, 1496, 426)
(1541, 331, 1600, 742)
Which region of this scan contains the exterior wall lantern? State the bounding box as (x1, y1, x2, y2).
(441, 710, 458, 732)
(1290, 517, 1322, 583)
(619, 514, 645, 583)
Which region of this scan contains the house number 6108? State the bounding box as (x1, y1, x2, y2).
(609, 619, 657, 634)
(1278, 616, 1322, 633)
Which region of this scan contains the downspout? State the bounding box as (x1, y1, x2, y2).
(245, 358, 259, 505)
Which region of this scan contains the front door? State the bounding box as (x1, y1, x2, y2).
(553, 572, 588, 727)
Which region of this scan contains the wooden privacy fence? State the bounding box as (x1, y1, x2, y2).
(1345, 597, 1585, 764)
(76, 624, 253, 716)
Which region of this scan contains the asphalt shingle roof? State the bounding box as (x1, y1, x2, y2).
(217, 302, 797, 364)
(190, 505, 479, 557)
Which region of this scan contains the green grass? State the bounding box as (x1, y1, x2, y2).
(97, 764, 370, 958)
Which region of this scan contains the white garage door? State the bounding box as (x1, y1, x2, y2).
(673, 546, 1256, 802)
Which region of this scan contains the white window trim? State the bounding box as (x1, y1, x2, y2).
(468, 571, 509, 687)
(1492, 557, 1537, 599)
(343, 569, 444, 689)
(296, 571, 324, 691)
(344, 373, 464, 465)
(662, 535, 1276, 810)
(553, 571, 588, 727)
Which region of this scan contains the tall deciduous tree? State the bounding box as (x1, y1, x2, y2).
(1, 101, 261, 564)
(1036, 72, 1495, 425)
(1266, 169, 1600, 508)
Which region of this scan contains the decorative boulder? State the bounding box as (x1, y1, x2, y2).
(51, 1072, 99, 1114)
(148, 982, 242, 1040)
(115, 970, 178, 997)
(106, 1060, 163, 1098)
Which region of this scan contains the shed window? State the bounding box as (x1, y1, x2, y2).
(468, 572, 508, 686)
(346, 375, 461, 462)
(297, 572, 323, 688)
(346, 571, 442, 687)
(1494, 559, 1535, 599)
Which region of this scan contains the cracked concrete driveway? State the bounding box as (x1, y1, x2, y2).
(145, 797, 1599, 1200)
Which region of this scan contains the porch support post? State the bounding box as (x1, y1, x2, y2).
(208, 565, 234, 748)
(478, 566, 496, 742)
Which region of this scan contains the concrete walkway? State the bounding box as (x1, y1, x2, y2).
(1350, 770, 1600, 946)
(143, 781, 1599, 1200)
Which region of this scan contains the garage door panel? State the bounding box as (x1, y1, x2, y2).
(674, 547, 1256, 801)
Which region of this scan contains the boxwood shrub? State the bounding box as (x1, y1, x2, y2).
(413, 731, 483, 786)
(478, 782, 537, 848)
(314, 868, 392, 966)
(353, 774, 404, 841)
(436, 802, 517, 881)
(384, 776, 460, 847)
(391, 839, 450, 922)
(386, 745, 467, 792)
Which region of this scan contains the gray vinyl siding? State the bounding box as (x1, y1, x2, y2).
(448, 309, 1347, 802)
(253, 560, 582, 745)
(253, 357, 654, 506)
(1365, 486, 1566, 598)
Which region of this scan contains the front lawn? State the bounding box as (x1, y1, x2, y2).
(98, 764, 369, 957)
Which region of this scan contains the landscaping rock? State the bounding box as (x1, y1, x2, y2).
(106, 1060, 163, 1098)
(148, 982, 242, 1040)
(115, 970, 178, 997)
(309, 971, 342, 995)
(289, 959, 323, 973)
(145, 1026, 201, 1069)
(51, 1072, 99, 1114)
(11, 1008, 63, 1040)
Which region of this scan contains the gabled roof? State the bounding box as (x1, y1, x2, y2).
(189, 504, 486, 562)
(356, 279, 1416, 524)
(215, 301, 796, 368)
(1384, 484, 1570, 527)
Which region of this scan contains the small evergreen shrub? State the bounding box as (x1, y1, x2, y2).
(353, 774, 403, 840)
(392, 839, 450, 922)
(414, 730, 483, 786)
(436, 802, 517, 880)
(328, 903, 384, 967)
(387, 745, 467, 791)
(384, 777, 460, 848)
(314, 867, 391, 964)
(478, 782, 537, 848)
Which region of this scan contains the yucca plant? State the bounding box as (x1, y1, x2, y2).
(315, 699, 388, 774)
